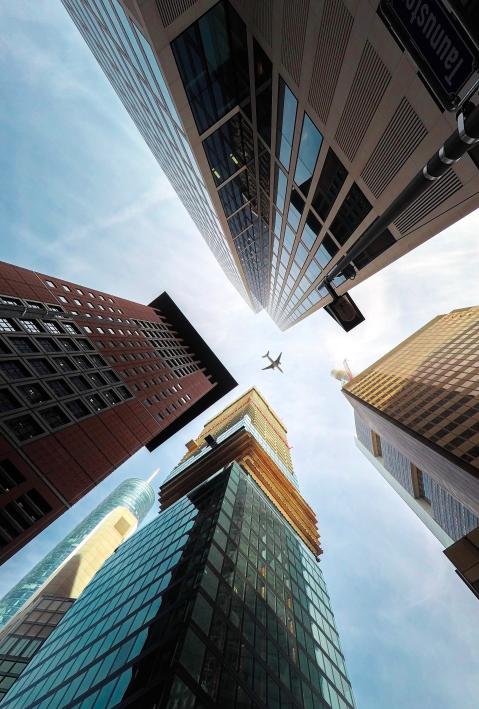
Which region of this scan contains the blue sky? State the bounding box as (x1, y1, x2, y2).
(1, 3, 479, 707)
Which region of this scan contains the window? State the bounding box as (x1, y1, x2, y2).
(76, 289, 83, 295)
(10, 338, 39, 354)
(218, 171, 255, 217)
(287, 191, 304, 230)
(104, 389, 121, 405)
(0, 389, 22, 413)
(316, 234, 338, 268)
(73, 356, 92, 370)
(21, 320, 42, 334)
(202, 114, 253, 186)
(89, 372, 106, 387)
(18, 383, 50, 405)
(37, 338, 60, 353)
(171, 2, 249, 134)
(55, 357, 76, 372)
(40, 406, 70, 429)
(0, 361, 31, 380)
(117, 386, 132, 400)
(0, 318, 17, 334)
(254, 39, 273, 144)
(61, 285, 70, 292)
(28, 359, 55, 376)
(63, 323, 80, 335)
(47, 379, 74, 397)
(330, 183, 371, 246)
(90, 354, 107, 368)
(86, 393, 107, 411)
(76, 339, 94, 351)
(312, 148, 348, 220)
(86, 302, 93, 309)
(96, 327, 104, 334)
(0, 459, 25, 492)
(65, 399, 90, 419)
(58, 296, 68, 304)
(294, 113, 323, 195)
(70, 375, 92, 392)
(59, 339, 78, 352)
(5, 414, 44, 441)
(43, 321, 61, 335)
(45, 281, 55, 288)
(276, 78, 297, 170)
(352, 229, 396, 270)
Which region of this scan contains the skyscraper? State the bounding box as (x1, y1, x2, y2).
(1, 389, 355, 708)
(61, 0, 479, 326)
(0, 477, 156, 700)
(343, 306, 479, 595)
(0, 261, 236, 564)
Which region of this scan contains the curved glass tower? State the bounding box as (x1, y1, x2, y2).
(0, 478, 155, 630)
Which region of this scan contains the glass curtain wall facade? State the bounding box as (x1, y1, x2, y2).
(1, 464, 354, 709)
(0, 478, 155, 629)
(0, 479, 155, 700)
(60, 0, 251, 308)
(2, 390, 354, 708)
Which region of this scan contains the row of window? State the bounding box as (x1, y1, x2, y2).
(0, 489, 52, 547)
(44, 280, 115, 305)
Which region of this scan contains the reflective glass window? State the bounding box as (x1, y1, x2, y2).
(312, 148, 348, 220)
(315, 235, 338, 268)
(276, 78, 297, 169)
(274, 167, 287, 213)
(172, 3, 250, 134)
(294, 113, 323, 195)
(330, 183, 371, 245)
(283, 226, 295, 253)
(203, 115, 253, 186)
(352, 229, 396, 270)
(218, 170, 255, 217)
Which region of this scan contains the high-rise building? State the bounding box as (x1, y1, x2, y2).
(343, 306, 479, 596)
(0, 261, 236, 564)
(61, 0, 479, 327)
(0, 477, 156, 700)
(1, 389, 355, 708)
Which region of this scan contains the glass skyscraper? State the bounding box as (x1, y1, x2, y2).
(60, 0, 252, 309)
(1, 390, 355, 708)
(61, 0, 479, 327)
(0, 477, 155, 700)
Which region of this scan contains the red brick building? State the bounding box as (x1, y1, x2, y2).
(0, 261, 236, 564)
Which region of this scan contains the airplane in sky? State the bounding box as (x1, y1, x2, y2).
(261, 351, 283, 373)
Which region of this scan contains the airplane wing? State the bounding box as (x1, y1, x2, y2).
(277, 365, 284, 373)
(262, 363, 275, 371)
(277, 352, 282, 364)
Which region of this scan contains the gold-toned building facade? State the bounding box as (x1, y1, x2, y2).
(162, 388, 320, 556)
(344, 307, 479, 598)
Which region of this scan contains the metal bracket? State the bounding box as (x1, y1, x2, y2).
(457, 112, 479, 145)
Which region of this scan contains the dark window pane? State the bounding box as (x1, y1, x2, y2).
(254, 40, 272, 145)
(0, 389, 22, 413)
(276, 78, 297, 169)
(103, 370, 120, 384)
(58, 339, 78, 352)
(86, 394, 107, 411)
(90, 354, 107, 368)
(203, 114, 253, 186)
(40, 406, 70, 429)
(55, 357, 76, 372)
(89, 372, 106, 387)
(104, 389, 120, 405)
(0, 361, 31, 381)
(0, 459, 25, 492)
(228, 204, 255, 237)
(352, 228, 396, 270)
(18, 384, 51, 405)
(36, 338, 60, 353)
(117, 386, 132, 400)
(330, 183, 371, 246)
(0, 339, 12, 355)
(75, 339, 94, 351)
(218, 170, 256, 217)
(9, 338, 39, 354)
(46, 379, 74, 397)
(172, 2, 250, 134)
(65, 399, 90, 419)
(5, 415, 44, 441)
(28, 359, 56, 376)
(312, 148, 348, 220)
(70, 375, 92, 392)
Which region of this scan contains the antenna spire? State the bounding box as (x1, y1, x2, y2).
(147, 468, 161, 484)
